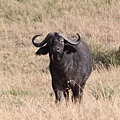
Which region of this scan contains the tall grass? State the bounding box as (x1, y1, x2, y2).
(0, 0, 120, 119)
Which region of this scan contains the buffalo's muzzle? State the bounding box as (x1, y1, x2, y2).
(51, 47, 60, 53)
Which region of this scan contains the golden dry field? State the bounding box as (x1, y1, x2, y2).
(0, 0, 120, 120)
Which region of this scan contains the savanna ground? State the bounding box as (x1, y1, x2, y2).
(0, 0, 120, 120)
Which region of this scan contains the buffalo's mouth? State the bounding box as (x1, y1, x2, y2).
(51, 52, 62, 61)
(50, 47, 63, 61)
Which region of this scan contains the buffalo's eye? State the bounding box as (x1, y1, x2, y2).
(59, 39, 64, 43)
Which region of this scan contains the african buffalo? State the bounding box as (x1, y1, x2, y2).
(32, 32, 92, 103)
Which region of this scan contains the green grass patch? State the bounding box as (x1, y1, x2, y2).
(8, 88, 32, 97)
(0, 88, 32, 105)
(89, 41, 120, 69)
(89, 83, 120, 100)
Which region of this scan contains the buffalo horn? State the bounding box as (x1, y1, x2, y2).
(58, 33, 81, 45)
(32, 33, 53, 47)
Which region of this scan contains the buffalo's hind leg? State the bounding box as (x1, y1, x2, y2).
(72, 85, 80, 103)
(64, 89, 69, 102)
(72, 83, 85, 103)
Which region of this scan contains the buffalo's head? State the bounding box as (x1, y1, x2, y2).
(32, 32, 81, 61)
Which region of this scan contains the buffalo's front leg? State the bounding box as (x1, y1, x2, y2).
(54, 89, 64, 103)
(52, 81, 64, 103)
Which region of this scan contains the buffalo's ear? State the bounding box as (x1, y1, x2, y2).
(35, 46, 49, 55)
(64, 45, 76, 54)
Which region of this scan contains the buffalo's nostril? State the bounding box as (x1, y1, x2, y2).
(56, 47, 60, 52)
(51, 47, 60, 53)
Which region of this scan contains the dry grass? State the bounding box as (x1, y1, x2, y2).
(0, 0, 120, 120)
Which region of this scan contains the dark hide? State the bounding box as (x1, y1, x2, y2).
(32, 32, 92, 103)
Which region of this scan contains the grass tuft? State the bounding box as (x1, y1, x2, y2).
(9, 88, 31, 97)
(89, 84, 117, 100)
